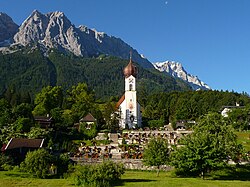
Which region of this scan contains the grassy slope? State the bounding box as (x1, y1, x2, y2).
(1, 170, 250, 187)
(236, 131, 250, 152)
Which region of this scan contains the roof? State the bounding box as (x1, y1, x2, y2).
(34, 116, 53, 121)
(123, 60, 137, 78)
(80, 113, 96, 122)
(116, 94, 125, 109)
(5, 138, 44, 150)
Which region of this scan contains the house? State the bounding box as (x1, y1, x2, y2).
(34, 115, 53, 128)
(221, 103, 244, 117)
(74, 113, 97, 130)
(2, 138, 44, 163)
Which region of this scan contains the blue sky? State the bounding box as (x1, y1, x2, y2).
(1, 0, 250, 94)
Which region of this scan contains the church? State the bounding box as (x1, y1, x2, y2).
(116, 57, 142, 129)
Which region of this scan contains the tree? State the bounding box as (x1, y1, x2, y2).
(21, 149, 53, 178)
(12, 103, 33, 121)
(228, 107, 250, 131)
(101, 102, 119, 131)
(67, 83, 95, 120)
(170, 112, 243, 179)
(143, 138, 170, 176)
(0, 98, 11, 127)
(33, 86, 63, 116)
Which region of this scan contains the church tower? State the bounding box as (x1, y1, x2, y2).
(117, 57, 142, 129)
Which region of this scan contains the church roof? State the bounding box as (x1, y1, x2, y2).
(123, 59, 137, 78)
(116, 94, 125, 108)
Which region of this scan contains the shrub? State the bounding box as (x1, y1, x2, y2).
(21, 149, 53, 178)
(74, 161, 125, 187)
(0, 153, 13, 171)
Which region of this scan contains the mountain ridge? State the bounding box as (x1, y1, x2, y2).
(1, 10, 153, 68)
(153, 61, 210, 90)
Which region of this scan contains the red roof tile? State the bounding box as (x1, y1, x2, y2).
(116, 94, 125, 109)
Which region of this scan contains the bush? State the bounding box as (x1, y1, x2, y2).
(0, 153, 13, 171)
(21, 149, 53, 178)
(74, 161, 125, 187)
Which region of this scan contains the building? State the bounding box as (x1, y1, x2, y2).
(221, 103, 244, 117)
(2, 138, 44, 163)
(117, 57, 142, 129)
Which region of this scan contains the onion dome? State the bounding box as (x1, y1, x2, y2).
(123, 59, 137, 78)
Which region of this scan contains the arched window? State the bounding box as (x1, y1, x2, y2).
(129, 84, 133, 91)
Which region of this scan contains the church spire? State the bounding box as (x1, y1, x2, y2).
(123, 51, 137, 78)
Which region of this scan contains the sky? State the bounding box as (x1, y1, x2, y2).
(1, 0, 250, 94)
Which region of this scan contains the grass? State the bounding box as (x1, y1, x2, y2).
(0, 167, 250, 187)
(0, 171, 74, 187)
(236, 131, 250, 152)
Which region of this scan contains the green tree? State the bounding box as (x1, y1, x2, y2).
(67, 83, 95, 120)
(79, 122, 97, 140)
(33, 86, 63, 116)
(102, 102, 119, 131)
(21, 149, 53, 178)
(0, 98, 11, 127)
(12, 103, 33, 121)
(143, 138, 170, 176)
(228, 107, 250, 131)
(13, 117, 33, 133)
(171, 112, 243, 179)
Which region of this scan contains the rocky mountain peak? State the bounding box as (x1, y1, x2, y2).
(3, 10, 153, 68)
(153, 61, 210, 90)
(0, 12, 18, 45)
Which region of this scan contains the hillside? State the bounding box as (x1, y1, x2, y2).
(0, 47, 190, 101)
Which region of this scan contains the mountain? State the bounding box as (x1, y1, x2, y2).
(0, 47, 190, 102)
(0, 10, 192, 101)
(12, 10, 153, 68)
(153, 61, 210, 90)
(0, 12, 18, 46)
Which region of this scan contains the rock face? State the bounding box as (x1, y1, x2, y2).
(13, 10, 152, 68)
(153, 61, 210, 90)
(0, 12, 18, 45)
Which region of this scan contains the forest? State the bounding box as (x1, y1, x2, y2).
(0, 46, 190, 103)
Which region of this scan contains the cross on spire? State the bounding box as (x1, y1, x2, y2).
(130, 50, 132, 62)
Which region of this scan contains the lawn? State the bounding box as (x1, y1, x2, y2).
(0, 169, 250, 187)
(236, 131, 250, 152)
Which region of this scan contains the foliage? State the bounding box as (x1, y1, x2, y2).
(147, 119, 165, 129)
(13, 117, 33, 133)
(143, 138, 170, 176)
(67, 82, 95, 121)
(0, 48, 190, 103)
(228, 106, 250, 131)
(143, 90, 250, 127)
(0, 98, 11, 128)
(27, 127, 51, 139)
(79, 122, 97, 140)
(170, 112, 243, 179)
(54, 153, 72, 177)
(33, 86, 63, 115)
(21, 149, 53, 178)
(100, 101, 119, 131)
(0, 153, 13, 171)
(74, 161, 125, 187)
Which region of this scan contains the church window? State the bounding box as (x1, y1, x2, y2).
(129, 84, 133, 91)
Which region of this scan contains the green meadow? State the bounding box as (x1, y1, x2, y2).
(0, 169, 250, 187)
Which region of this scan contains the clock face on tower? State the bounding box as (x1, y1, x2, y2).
(129, 102, 134, 110)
